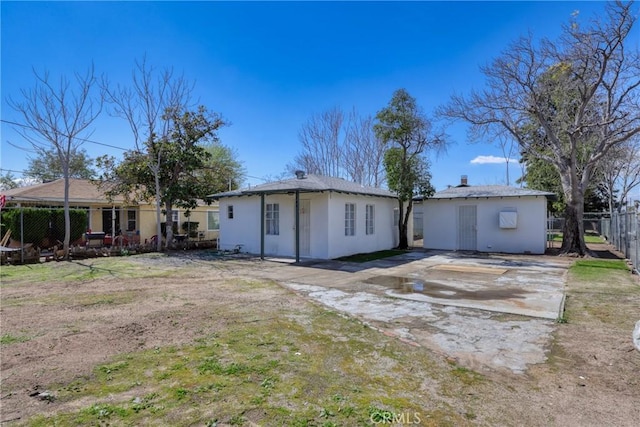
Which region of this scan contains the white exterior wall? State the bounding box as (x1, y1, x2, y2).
(326, 193, 397, 259)
(219, 193, 397, 259)
(423, 196, 548, 254)
(218, 197, 261, 253)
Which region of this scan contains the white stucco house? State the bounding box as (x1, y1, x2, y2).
(423, 184, 554, 254)
(209, 173, 401, 260)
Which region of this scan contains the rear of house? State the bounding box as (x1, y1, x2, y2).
(212, 173, 399, 260)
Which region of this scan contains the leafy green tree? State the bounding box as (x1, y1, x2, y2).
(26, 147, 96, 182)
(519, 152, 609, 214)
(202, 143, 244, 192)
(0, 172, 19, 191)
(441, 2, 640, 255)
(384, 147, 435, 198)
(100, 106, 229, 246)
(375, 89, 444, 249)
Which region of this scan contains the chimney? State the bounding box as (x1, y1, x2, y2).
(294, 170, 306, 179)
(460, 175, 468, 186)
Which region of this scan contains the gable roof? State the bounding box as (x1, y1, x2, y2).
(2, 178, 124, 204)
(429, 185, 554, 200)
(210, 174, 396, 199)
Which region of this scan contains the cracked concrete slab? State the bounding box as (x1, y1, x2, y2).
(242, 250, 570, 374)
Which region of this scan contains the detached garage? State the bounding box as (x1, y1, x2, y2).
(423, 185, 553, 254)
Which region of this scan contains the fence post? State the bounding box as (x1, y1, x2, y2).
(19, 204, 24, 264)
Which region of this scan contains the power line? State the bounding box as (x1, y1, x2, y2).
(0, 168, 28, 174)
(1, 119, 131, 151)
(2, 165, 271, 184)
(2, 119, 275, 183)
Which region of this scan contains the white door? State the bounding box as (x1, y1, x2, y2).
(299, 199, 311, 257)
(457, 205, 477, 251)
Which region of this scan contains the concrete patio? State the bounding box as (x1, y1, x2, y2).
(240, 249, 571, 374)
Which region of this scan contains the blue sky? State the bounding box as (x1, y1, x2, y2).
(1, 1, 614, 191)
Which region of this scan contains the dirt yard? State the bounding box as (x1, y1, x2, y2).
(1, 248, 639, 426)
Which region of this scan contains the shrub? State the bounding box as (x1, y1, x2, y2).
(0, 207, 87, 247)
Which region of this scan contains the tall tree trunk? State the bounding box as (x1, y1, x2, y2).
(560, 188, 588, 255)
(165, 200, 174, 250)
(153, 156, 163, 252)
(63, 175, 71, 260)
(397, 200, 409, 249)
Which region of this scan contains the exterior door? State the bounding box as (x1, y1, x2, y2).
(457, 205, 477, 251)
(102, 207, 120, 235)
(299, 199, 311, 257)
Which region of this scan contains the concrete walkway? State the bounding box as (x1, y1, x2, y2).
(239, 250, 571, 374)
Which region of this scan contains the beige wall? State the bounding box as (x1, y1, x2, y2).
(137, 203, 220, 243)
(13, 201, 220, 245)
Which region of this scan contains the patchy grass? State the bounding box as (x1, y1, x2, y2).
(563, 259, 637, 326)
(2, 290, 138, 308)
(336, 249, 407, 263)
(20, 307, 477, 426)
(548, 233, 604, 244)
(1, 333, 32, 345)
(570, 259, 629, 281)
(449, 366, 485, 386)
(0, 257, 176, 286)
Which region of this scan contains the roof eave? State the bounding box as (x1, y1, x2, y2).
(210, 188, 397, 200)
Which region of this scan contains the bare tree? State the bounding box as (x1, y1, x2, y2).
(495, 133, 518, 186)
(344, 110, 386, 187)
(293, 107, 345, 177)
(440, 2, 640, 255)
(101, 57, 194, 251)
(290, 107, 387, 187)
(8, 65, 103, 257)
(600, 139, 640, 214)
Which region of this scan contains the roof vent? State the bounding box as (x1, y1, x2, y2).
(294, 170, 306, 179)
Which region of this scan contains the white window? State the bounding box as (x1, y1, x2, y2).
(345, 203, 355, 236)
(207, 211, 220, 231)
(127, 210, 137, 231)
(266, 203, 279, 235)
(170, 210, 179, 223)
(366, 204, 375, 235)
(227, 205, 234, 219)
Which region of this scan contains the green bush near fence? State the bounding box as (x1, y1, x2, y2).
(0, 208, 87, 246)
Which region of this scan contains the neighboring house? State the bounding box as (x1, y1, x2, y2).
(210, 173, 401, 260)
(1, 178, 221, 245)
(423, 183, 554, 254)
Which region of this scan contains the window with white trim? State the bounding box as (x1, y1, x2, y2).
(345, 203, 355, 236)
(127, 210, 137, 231)
(227, 205, 234, 219)
(266, 203, 279, 235)
(366, 204, 375, 235)
(207, 210, 220, 231)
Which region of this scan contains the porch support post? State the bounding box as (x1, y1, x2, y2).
(260, 193, 265, 260)
(295, 190, 300, 263)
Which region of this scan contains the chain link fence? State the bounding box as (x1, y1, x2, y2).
(601, 209, 639, 274)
